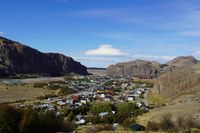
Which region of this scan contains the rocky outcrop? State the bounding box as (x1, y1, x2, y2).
(107, 60, 161, 78)
(166, 56, 199, 68)
(107, 56, 200, 78)
(0, 36, 88, 77)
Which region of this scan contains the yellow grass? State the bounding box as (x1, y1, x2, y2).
(0, 84, 55, 103)
(147, 93, 167, 106)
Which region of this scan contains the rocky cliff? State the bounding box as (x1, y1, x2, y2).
(107, 56, 200, 78)
(0, 36, 88, 77)
(107, 60, 161, 78)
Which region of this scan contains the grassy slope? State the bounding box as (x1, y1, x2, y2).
(0, 83, 56, 103)
(138, 64, 200, 126)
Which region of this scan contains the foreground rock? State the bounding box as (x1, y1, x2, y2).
(0, 36, 88, 77)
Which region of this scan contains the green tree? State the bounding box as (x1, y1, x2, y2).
(20, 109, 42, 133)
(90, 102, 112, 115)
(0, 104, 21, 133)
(66, 111, 75, 122)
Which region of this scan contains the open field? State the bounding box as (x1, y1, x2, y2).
(0, 84, 56, 103)
(0, 77, 66, 103)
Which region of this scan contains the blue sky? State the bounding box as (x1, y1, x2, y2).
(1, 0, 200, 67)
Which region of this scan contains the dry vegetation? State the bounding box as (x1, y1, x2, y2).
(0, 77, 70, 103)
(0, 83, 56, 103)
(138, 64, 200, 130)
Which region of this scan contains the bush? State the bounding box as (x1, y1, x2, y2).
(147, 121, 161, 131)
(66, 111, 75, 122)
(0, 104, 22, 133)
(121, 118, 136, 128)
(33, 83, 48, 88)
(90, 102, 112, 115)
(101, 112, 114, 124)
(160, 113, 175, 131)
(86, 124, 114, 132)
(88, 116, 101, 124)
(0, 104, 76, 133)
(177, 116, 185, 129)
(185, 116, 198, 129)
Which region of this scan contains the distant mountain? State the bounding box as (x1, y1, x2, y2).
(107, 60, 162, 78)
(87, 68, 107, 76)
(0, 36, 88, 77)
(107, 56, 200, 78)
(166, 56, 199, 68)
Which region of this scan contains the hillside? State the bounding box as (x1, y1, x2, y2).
(107, 56, 200, 78)
(107, 60, 163, 78)
(137, 63, 200, 126)
(153, 64, 200, 100)
(0, 36, 88, 77)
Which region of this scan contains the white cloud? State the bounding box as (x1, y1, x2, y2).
(85, 44, 127, 56)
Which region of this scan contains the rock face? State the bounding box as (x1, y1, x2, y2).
(0, 36, 88, 77)
(107, 56, 200, 78)
(107, 60, 161, 78)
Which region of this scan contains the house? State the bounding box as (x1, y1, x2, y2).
(75, 115, 83, 121)
(80, 99, 87, 104)
(75, 119, 86, 125)
(75, 102, 82, 106)
(104, 96, 113, 101)
(136, 102, 142, 108)
(47, 105, 56, 111)
(127, 96, 135, 101)
(71, 95, 80, 101)
(57, 100, 66, 106)
(100, 93, 106, 98)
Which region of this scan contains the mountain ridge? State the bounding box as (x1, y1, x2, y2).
(107, 56, 200, 78)
(0, 36, 88, 77)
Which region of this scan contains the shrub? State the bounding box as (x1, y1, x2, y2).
(0, 104, 22, 133)
(147, 121, 161, 131)
(177, 116, 185, 129)
(121, 118, 136, 128)
(86, 124, 114, 132)
(160, 113, 175, 131)
(66, 111, 75, 122)
(185, 116, 198, 129)
(33, 83, 48, 88)
(101, 112, 114, 124)
(90, 102, 112, 115)
(0, 104, 76, 133)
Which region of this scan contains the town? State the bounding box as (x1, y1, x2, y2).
(11, 74, 153, 132)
